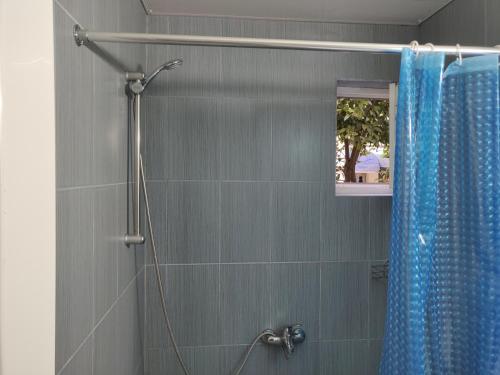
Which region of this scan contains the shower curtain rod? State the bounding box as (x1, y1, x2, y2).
(73, 25, 500, 56)
(75, 23, 500, 247)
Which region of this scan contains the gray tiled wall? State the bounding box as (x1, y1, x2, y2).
(53, 1, 497, 373)
(54, 0, 147, 374)
(142, 15, 416, 375)
(419, 0, 500, 47)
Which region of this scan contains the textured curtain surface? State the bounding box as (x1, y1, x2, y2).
(380, 49, 500, 375)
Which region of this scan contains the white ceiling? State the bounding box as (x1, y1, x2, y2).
(142, 0, 454, 25)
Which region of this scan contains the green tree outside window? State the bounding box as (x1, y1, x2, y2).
(336, 98, 390, 183)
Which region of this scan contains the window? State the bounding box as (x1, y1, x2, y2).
(335, 81, 397, 196)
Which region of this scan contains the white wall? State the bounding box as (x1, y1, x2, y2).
(0, 0, 56, 374)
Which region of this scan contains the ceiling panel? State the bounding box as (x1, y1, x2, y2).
(143, 0, 453, 25)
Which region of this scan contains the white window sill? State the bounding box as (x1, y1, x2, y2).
(336, 183, 392, 197)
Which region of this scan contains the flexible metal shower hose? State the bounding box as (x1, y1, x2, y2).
(140, 155, 267, 375)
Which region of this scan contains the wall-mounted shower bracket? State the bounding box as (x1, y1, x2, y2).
(123, 61, 181, 246)
(125, 73, 146, 246)
(124, 234, 145, 245)
(125, 72, 145, 81)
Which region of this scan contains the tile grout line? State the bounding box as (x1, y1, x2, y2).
(144, 93, 338, 103)
(145, 337, 372, 351)
(483, 0, 488, 46)
(318, 185, 323, 341)
(142, 266, 148, 374)
(134, 359, 143, 375)
(367, 199, 371, 342)
(115, 188, 120, 321)
(57, 271, 141, 375)
(268, 95, 274, 338)
(269, 95, 274, 265)
(367, 261, 371, 343)
(146, 179, 325, 183)
(144, 259, 380, 266)
(218, 76, 224, 338)
(164, 179, 169, 267)
(156, 179, 168, 353)
(90, 331, 95, 375)
(218, 112, 223, 343)
(57, 181, 129, 192)
(54, 0, 81, 25)
(91, 186, 96, 375)
(268, 182, 274, 331)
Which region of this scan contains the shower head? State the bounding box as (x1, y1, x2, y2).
(142, 58, 183, 90)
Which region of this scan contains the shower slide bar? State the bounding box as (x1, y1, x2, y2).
(73, 25, 500, 246)
(74, 25, 500, 55)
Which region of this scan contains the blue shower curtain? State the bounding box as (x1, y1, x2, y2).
(380, 49, 500, 374)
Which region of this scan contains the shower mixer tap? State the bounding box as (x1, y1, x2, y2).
(262, 324, 306, 358)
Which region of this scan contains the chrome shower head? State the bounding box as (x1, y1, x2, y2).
(142, 58, 183, 89)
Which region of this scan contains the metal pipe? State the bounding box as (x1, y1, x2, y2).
(134, 93, 141, 239)
(125, 92, 145, 245)
(74, 25, 500, 56)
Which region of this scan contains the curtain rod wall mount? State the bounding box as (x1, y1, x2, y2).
(73, 24, 500, 56)
(74, 25, 86, 46)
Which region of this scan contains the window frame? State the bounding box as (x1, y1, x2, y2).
(335, 82, 396, 197)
